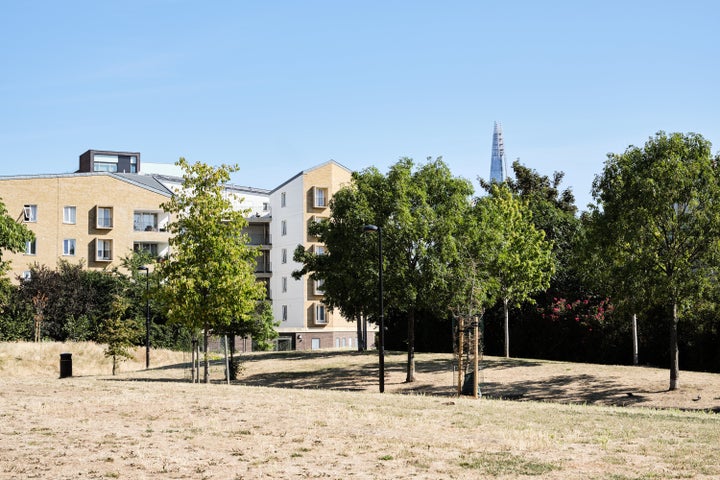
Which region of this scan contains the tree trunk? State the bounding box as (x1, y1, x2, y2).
(356, 315, 364, 352)
(669, 302, 679, 391)
(632, 313, 639, 366)
(503, 297, 510, 358)
(203, 326, 209, 384)
(406, 310, 416, 383)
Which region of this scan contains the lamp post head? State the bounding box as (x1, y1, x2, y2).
(138, 266, 149, 272)
(362, 224, 379, 233)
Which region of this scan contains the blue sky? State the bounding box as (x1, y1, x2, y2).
(2, 1, 719, 211)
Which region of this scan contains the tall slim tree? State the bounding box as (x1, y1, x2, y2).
(474, 183, 555, 358)
(159, 159, 270, 383)
(590, 131, 720, 390)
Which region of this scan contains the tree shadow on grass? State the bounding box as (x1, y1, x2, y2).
(480, 373, 647, 407)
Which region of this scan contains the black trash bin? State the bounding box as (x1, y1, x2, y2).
(59, 352, 72, 378)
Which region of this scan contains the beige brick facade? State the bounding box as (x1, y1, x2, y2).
(0, 173, 172, 280)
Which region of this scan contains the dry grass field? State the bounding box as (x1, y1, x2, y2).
(1, 342, 720, 479)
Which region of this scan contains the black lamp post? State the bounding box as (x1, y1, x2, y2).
(138, 266, 150, 369)
(362, 224, 384, 393)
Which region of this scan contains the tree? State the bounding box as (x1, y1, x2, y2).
(158, 159, 271, 383)
(474, 183, 555, 358)
(0, 197, 34, 275)
(590, 131, 720, 390)
(295, 157, 474, 382)
(98, 295, 140, 375)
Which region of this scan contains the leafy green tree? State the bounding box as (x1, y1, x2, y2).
(589, 131, 720, 390)
(474, 183, 555, 358)
(295, 157, 473, 382)
(98, 295, 140, 375)
(0, 197, 34, 275)
(158, 159, 270, 383)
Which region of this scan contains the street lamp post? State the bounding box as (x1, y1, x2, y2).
(362, 224, 384, 393)
(138, 266, 150, 369)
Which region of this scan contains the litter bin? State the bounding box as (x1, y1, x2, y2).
(59, 352, 72, 378)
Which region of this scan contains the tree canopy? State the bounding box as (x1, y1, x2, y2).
(589, 131, 720, 389)
(295, 157, 474, 381)
(159, 159, 273, 382)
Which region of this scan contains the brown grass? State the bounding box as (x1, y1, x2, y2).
(1, 342, 720, 479)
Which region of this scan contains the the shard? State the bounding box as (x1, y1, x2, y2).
(490, 122, 507, 183)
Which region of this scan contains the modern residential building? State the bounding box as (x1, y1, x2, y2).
(268, 161, 367, 351)
(0, 171, 173, 280)
(0, 151, 372, 351)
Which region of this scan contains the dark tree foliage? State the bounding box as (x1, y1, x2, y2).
(15, 261, 126, 341)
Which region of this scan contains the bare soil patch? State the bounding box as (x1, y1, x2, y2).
(1, 342, 719, 479)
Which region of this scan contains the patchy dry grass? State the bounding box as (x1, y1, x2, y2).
(1, 342, 720, 479)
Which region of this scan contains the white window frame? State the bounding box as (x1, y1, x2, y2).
(96, 239, 112, 261)
(24, 205, 37, 223)
(315, 304, 327, 324)
(281, 248, 287, 264)
(97, 207, 113, 229)
(63, 206, 76, 224)
(313, 187, 328, 208)
(314, 278, 324, 295)
(25, 239, 36, 255)
(281, 220, 287, 236)
(281, 305, 288, 322)
(280, 192, 286, 208)
(63, 239, 76, 256)
(281, 276, 288, 293)
(314, 245, 326, 255)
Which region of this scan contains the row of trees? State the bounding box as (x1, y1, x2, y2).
(294, 157, 556, 382)
(2, 132, 719, 390)
(294, 132, 720, 390)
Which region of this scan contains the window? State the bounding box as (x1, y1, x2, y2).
(282, 305, 288, 322)
(96, 239, 112, 261)
(282, 276, 287, 293)
(93, 154, 118, 172)
(281, 220, 287, 236)
(23, 205, 37, 222)
(63, 239, 76, 256)
(94, 162, 118, 172)
(134, 212, 158, 231)
(313, 187, 328, 208)
(281, 248, 287, 264)
(63, 206, 76, 224)
(130, 156, 137, 173)
(97, 207, 113, 229)
(25, 239, 36, 255)
(314, 245, 326, 255)
(134, 243, 158, 256)
(21, 271, 31, 281)
(280, 192, 286, 207)
(315, 304, 327, 324)
(314, 278, 324, 295)
(263, 202, 269, 211)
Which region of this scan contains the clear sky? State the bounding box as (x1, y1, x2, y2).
(2, 1, 719, 211)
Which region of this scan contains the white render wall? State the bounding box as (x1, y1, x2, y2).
(269, 174, 307, 330)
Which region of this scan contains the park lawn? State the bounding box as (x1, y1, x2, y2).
(1, 342, 719, 479)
